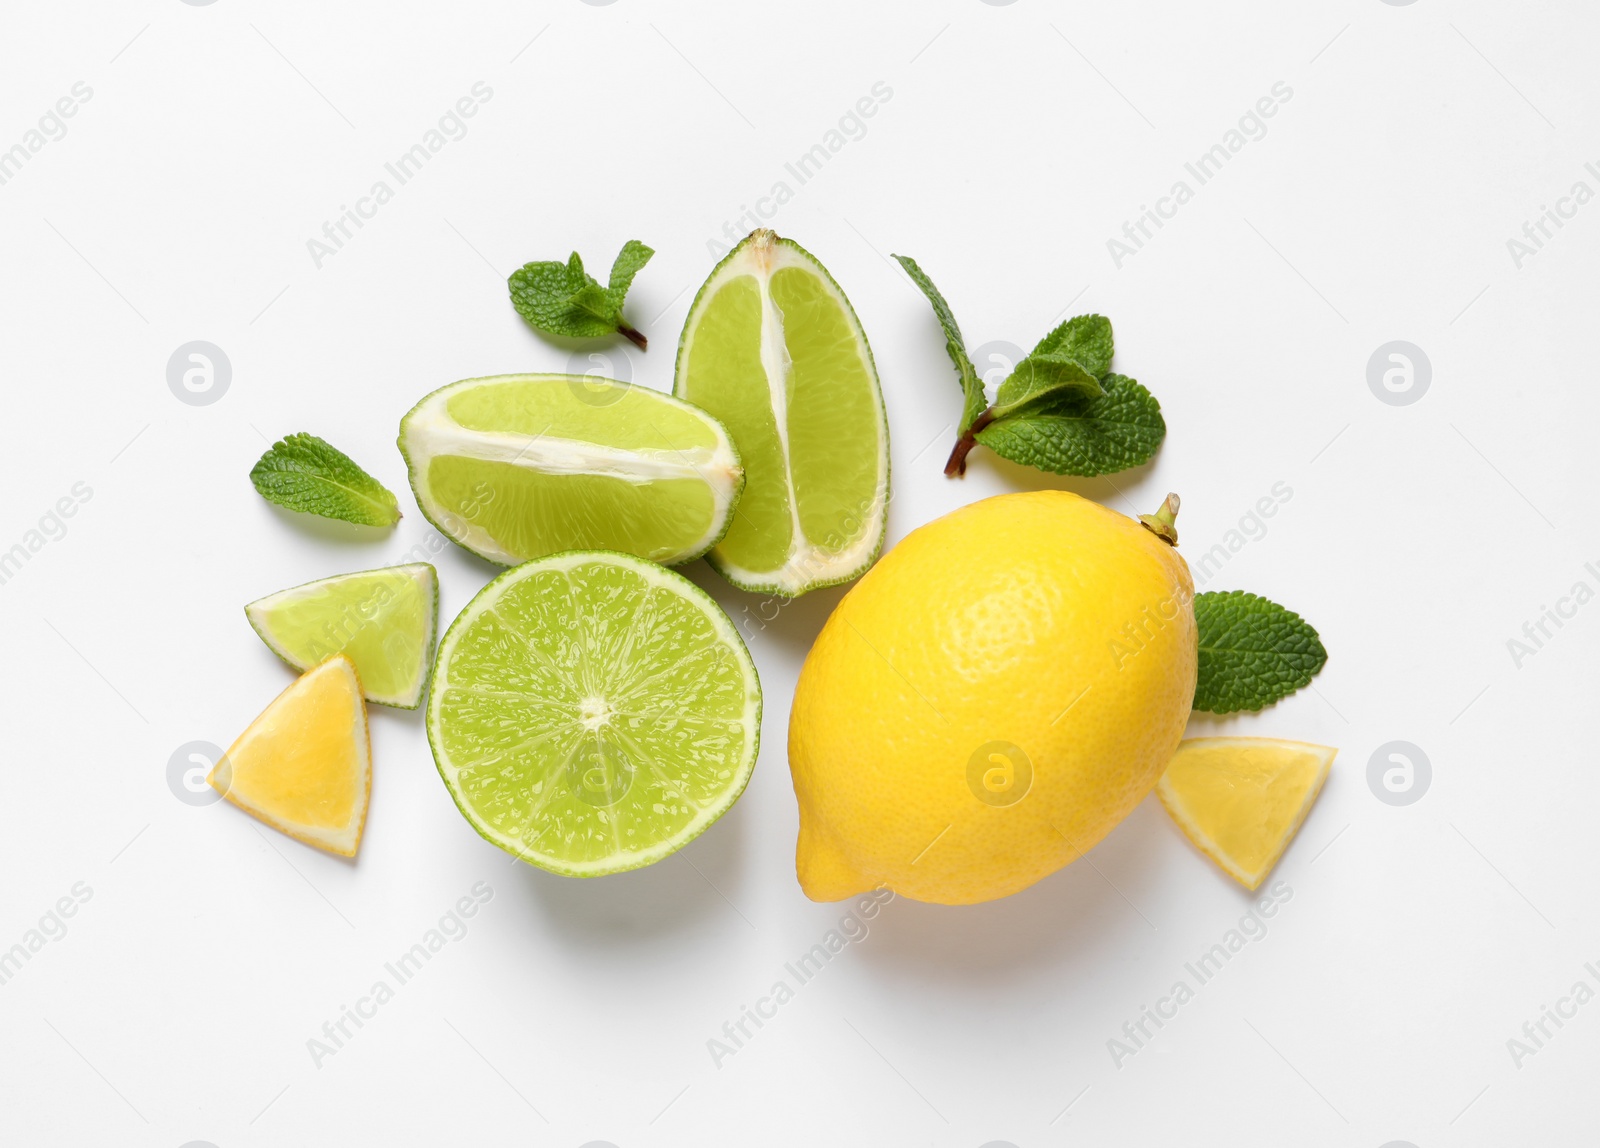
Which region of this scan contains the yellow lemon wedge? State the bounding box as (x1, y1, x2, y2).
(1156, 737, 1336, 890)
(210, 655, 371, 857)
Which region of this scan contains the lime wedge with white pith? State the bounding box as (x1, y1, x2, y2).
(427, 550, 762, 876)
(245, 563, 438, 709)
(676, 230, 889, 597)
(398, 374, 744, 567)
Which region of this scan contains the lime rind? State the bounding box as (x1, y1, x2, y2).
(426, 549, 762, 877)
(675, 231, 890, 598)
(244, 563, 438, 709)
(397, 374, 745, 568)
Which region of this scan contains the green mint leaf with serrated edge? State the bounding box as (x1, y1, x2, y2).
(508, 240, 653, 350)
(975, 373, 1165, 476)
(1192, 590, 1328, 714)
(1030, 314, 1114, 378)
(607, 239, 653, 298)
(992, 354, 1103, 419)
(249, 433, 400, 527)
(892, 253, 987, 432)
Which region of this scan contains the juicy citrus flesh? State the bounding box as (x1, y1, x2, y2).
(1157, 737, 1336, 890)
(398, 375, 743, 567)
(676, 230, 888, 596)
(245, 563, 437, 708)
(788, 491, 1197, 905)
(210, 655, 371, 857)
(426, 551, 762, 876)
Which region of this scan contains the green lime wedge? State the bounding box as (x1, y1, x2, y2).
(398, 374, 744, 567)
(675, 229, 889, 596)
(245, 563, 438, 709)
(427, 550, 761, 876)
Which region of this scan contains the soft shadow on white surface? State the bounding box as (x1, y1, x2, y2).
(500, 795, 752, 944)
(849, 800, 1181, 981)
(972, 447, 1165, 508)
(679, 557, 854, 658)
(257, 501, 400, 550)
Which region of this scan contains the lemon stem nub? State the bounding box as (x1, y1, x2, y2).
(1138, 492, 1181, 546)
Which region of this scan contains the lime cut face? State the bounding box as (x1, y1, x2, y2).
(245, 564, 438, 709)
(676, 230, 889, 596)
(427, 550, 762, 876)
(398, 374, 744, 567)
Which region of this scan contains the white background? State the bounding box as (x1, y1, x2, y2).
(1, 1, 1595, 1144)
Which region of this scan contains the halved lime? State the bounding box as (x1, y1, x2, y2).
(426, 550, 762, 875)
(675, 230, 889, 596)
(245, 563, 437, 709)
(398, 374, 744, 567)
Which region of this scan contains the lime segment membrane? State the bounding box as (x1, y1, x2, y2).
(398, 374, 744, 567)
(676, 231, 889, 596)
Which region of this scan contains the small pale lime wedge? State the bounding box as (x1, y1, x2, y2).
(427, 550, 761, 876)
(676, 229, 889, 596)
(245, 563, 438, 709)
(398, 374, 743, 567)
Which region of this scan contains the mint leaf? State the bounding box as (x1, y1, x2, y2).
(509, 240, 653, 350)
(993, 313, 1114, 417)
(1192, 590, 1328, 714)
(992, 353, 1103, 419)
(566, 282, 616, 322)
(607, 239, 653, 298)
(892, 254, 986, 432)
(249, 433, 400, 527)
(1030, 314, 1113, 378)
(975, 373, 1165, 476)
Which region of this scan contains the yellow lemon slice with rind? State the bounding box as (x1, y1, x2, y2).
(1156, 737, 1336, 890)
(210, 656, 371, 857)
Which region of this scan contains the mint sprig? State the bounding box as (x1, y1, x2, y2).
(509, 240, 654, 350)
(893, 254, 1163, 477)
(249, 433, 400, 528)
(1193, 591, 1327, 714)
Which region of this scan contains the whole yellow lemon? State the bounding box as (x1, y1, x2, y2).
(788, 490, 1196, 905)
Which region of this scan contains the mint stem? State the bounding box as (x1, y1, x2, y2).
(618, 323, 648, 352)
(944, 408, 997, 477)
